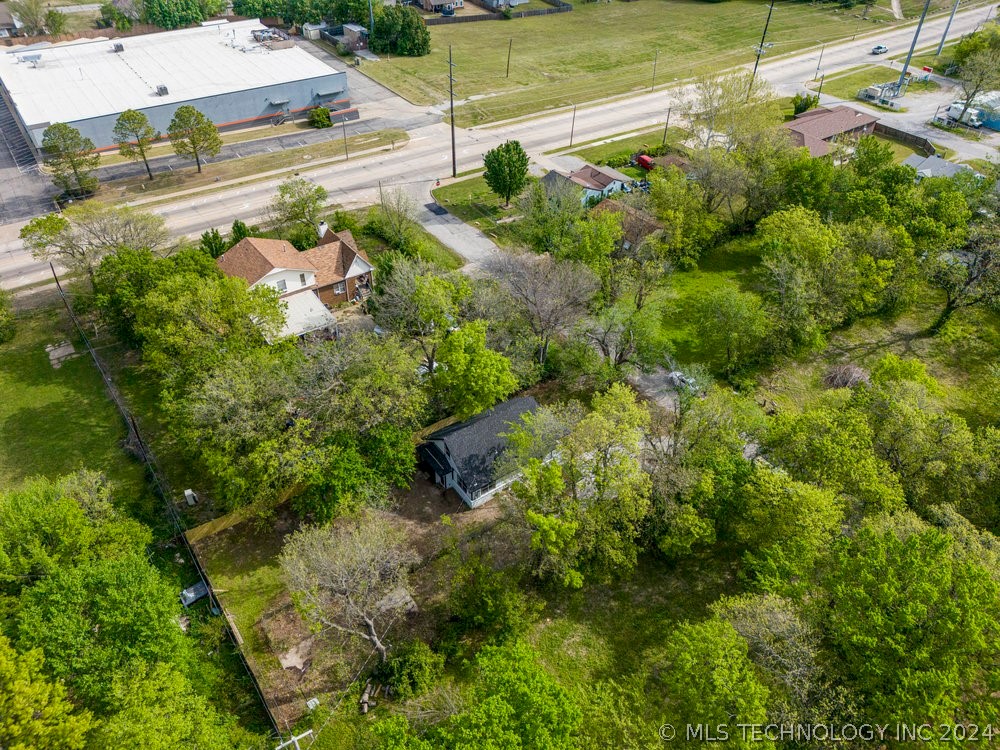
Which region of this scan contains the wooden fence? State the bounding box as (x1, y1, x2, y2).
(873, 122, 936, 156)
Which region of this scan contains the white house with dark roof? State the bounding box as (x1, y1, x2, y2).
(418, 396, 539, 508)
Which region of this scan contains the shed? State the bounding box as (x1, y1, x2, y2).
(302, 21, 327, 40)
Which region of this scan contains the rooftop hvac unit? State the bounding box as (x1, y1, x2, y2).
(19, 53, 42, 66)
(112, 42, 124, 52)
(156, 84, 169, 96)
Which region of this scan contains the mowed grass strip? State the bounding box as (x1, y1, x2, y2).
(362, 0, 865, 126)
(99, 129, 409, 203)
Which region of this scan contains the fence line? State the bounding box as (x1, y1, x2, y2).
(425, 0, 571, 24)
(873, 122, 936, 156)
(49, 264, 284, 742)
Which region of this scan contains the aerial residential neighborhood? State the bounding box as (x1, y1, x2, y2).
(0, 0, 999, 747)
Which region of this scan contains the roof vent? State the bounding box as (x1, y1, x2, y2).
(156, 84, 169, 96)
(112, 42, 124, 52)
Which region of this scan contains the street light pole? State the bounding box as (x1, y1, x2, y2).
(651, 49, 659, 92)
(747, 0, 775, 102)
(342, 117, 349, 160)
(815, 41, 825, 81)
(569, 104, 577, 147)
(936, 0, 960, 55)
(506, 38, 513, 78)
(662, 106, 671, 147)
(448, 45, 457, 178)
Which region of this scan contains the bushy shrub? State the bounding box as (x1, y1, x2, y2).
(376, 640, 444, 700)
(0, 289, 15, 345)
(603, 152, 632, 168)
(445, 557, 537, 647)
(330, 210, 361, 234)
(792, 92, 820, 115)
(308, 107, 332, 129)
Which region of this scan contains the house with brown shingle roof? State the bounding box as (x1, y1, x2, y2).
(216, 236, 336, 339)
(783, 105, 879, 158)
(541, 162, 632, 205)
(302, 223, 374, 306)
(593, 199, 663, 251)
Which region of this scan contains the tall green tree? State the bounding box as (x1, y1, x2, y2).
(268, 176, 329, 242)
(822, 522, 1000, 725)
(0, 636, 92, 750)
(483, 140, 530, 207)
(0, 472, 151, 595)
(168, 105, 222, 173)
(435, 321, 519, 420)
(8, 0, 45, 34)
(16, 557, 184, 710)
(20, 202, 169, 286)
(438, 640, 581, 749)
(692, 286, 772, 377)
(369, 5, 430, 56)
(41, 123, 99, 197)
(113, 109, 160, 181)
(660, 619, 771, 749)
(143, 0, 204, 28)
(509, 384, 652, 587)
(134, 273, 283, 386)
(925, 218, 1000, 331)
(91, 663, 257, 749)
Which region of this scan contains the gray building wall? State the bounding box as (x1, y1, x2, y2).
(20, 71, 348, 150)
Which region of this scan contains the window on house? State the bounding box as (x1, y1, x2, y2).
(300, 273, 307, 286)
(334, 282, 347, 294)
(275, 279, 287, 292)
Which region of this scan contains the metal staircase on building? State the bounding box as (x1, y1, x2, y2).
(0, 99, 40, 173)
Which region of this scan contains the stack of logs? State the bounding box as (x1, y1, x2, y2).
(360, 680, 388, 714)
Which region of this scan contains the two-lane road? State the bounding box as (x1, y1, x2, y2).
(2, 5, 996, 289)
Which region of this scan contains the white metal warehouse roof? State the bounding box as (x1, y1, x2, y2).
(0, 20, 338, 126)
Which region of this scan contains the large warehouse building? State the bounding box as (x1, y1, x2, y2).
(0, 19, 353, 159)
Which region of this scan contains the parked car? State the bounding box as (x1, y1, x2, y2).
(871, 44, 889, 55)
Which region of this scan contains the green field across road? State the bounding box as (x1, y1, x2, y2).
(361, 0, 882, 126)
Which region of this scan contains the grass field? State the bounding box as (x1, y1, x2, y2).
(0, 304, 148, 510)
(362, 0, 869, 126)
(433, 175, 524, 246)
(559, 126, 687, 163)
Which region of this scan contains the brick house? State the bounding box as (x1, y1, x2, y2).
(783, 105, 879, 158)
(302, 224, 374, 306)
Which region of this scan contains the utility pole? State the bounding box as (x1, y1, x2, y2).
(448, 45, 457, 178)
(936, 0, 960, 56)
(815, 41, 826, 81)
(662, 106, 671, 147)
(275, 730, 314, 750)
(747, 0, 775, 102)
(506, 38, 512, 78)
(569, 104, 577, 147)
(897, 0, 933, 89)
(651, 49, 659, 92)
(367, 0, 375, 45)
(817, 73, 825, 96)
(341, 117, 349, 160)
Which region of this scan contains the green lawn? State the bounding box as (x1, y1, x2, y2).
(432, 175, 525, 246)
(875, 134, 918, 163)
(362, 0, 869, 126)
(0, 305, 148, 510)
(556, 127, 686, 162)
(810, 64, 940, 102)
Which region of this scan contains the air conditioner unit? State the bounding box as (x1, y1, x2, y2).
(112, 42, 124, 52)
(184, 489, 198, 506)
(156, 84, 169, 96)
